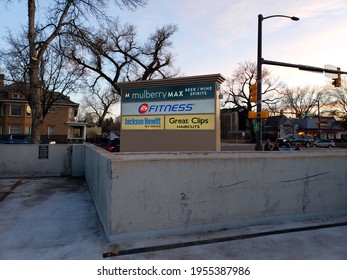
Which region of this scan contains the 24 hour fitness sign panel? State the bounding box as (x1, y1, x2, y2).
(122, 99, 215, 116)
(121, 83, 216, 130)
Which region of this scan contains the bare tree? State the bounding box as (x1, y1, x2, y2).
(223, 61, 284, 110)
(63, 18, 137, 88)
(81, 85, 120, 126)
(328, 77, 347, 121)
(59, 18, 179, 124)
(223, 61, 284, 141)
(280, 85, 332, 117)
(63, 19, 179, 90)
(130, 24, 180, 80)
(3, 0, 146, 143)
(1, 32, 84, 119)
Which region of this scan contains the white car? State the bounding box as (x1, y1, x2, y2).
(313, 139, 336, 148)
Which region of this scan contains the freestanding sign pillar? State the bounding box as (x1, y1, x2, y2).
(117, 74, 225, 152)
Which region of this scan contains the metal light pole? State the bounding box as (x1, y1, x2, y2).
(255, 14, 299, 151)
(317, 100, 321, 140)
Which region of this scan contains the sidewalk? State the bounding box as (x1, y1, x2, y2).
(1, 177, 347, 260)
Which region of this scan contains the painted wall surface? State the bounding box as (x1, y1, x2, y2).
(84, 145, 347, 242)
(0, 144, 84, 178)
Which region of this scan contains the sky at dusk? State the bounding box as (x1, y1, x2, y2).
(1, 0, 347, 89)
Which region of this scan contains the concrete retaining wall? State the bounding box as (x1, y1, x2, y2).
(0, 144, 85, 178)
(84, 144, 112, 235)
(3, 143, 347, 243)
(84, 145, 347, 242)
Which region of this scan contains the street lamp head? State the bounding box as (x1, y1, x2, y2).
(262, 14, 300, 21)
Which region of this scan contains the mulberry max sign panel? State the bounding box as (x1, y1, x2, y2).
(122, 84, 215, 102)
(118, 74, 225, 152)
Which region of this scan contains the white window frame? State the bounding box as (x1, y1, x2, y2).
(48, 126, 55, 137)
(24, 126, 31, 135)
(12, 93, 25, 99)
(10, 104, 22, 116)
(9, 126, 22, 134)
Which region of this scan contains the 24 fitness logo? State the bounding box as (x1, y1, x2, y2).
(138, 103, 194, 114)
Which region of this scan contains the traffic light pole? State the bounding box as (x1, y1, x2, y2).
(255, 14, 343, 151)
(262, 59, 347, 75)
(255, 14, 299, 151)
(255, 14, 263, 151)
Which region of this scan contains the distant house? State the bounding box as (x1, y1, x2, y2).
(220, 108, 250, 140)
(0, 74, 86, 143)
(292, 116, 346, 140)
(264, 115, 294, 140)
(264, 115, 346, 140)
(223, 108, 347, 142)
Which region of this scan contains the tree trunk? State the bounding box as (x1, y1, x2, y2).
(30, 86, 44, 143)
(28, 0, 43, 144)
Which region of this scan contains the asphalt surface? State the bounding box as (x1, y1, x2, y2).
(1, 177, 347, 260)
(220, 142, 347, 151)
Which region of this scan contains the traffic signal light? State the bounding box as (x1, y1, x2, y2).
(248, 111, 257, 118)
(250, 84, 257, 102)
(332, 67, 341, 87)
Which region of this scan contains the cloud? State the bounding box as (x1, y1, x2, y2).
(294, 0, 345, 18)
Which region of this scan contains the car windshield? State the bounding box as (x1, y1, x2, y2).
(109, 139, 120, 145)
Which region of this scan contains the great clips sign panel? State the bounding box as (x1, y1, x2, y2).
(118, 74, 225, 152)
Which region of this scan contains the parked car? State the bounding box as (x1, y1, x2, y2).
(0, 135, 57, 144)
(2, 134, 30, 144)
(40, 139, 57, 144)
(106, 138, 120, 152)
(277, 134, 313, 148)
(275, 138, 285, 147)
(312, 139, 336, 148)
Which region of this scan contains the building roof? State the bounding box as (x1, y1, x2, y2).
(264, 115, 292, 129)
(292, 117, 345, 132)
(0, 81, 78, 107)
(116, 73, 226, 89)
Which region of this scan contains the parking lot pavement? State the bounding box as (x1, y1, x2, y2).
(220, 142, 346, 152)
(0, 177, 107, 260)
(1, 177, 347, 260)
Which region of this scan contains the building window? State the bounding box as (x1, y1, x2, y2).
(69, 108, 75, 119)
(12, 93, 25, 99)
(9, 126, 22, 134)
(24, 126, 31, 135)
(26, 106, 31, 117)
(48, 126, 55, 137)
(1, 104, 6, 116)
(48, 106, 57, 113)
(10, 105, 22, 116)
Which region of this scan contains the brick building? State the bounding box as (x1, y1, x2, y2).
(0, 74, 86, 143)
